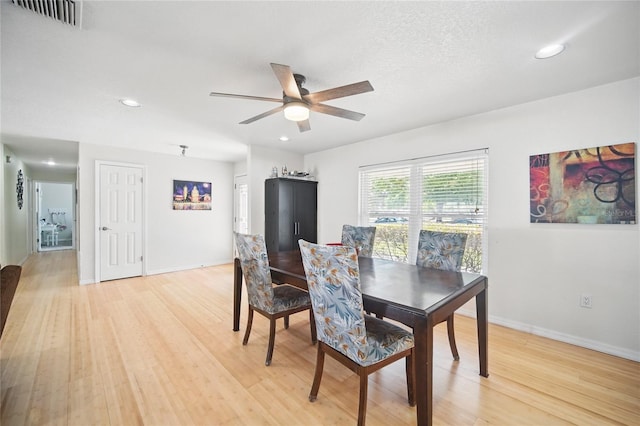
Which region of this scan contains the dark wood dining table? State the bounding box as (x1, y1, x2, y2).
(232, 251, 489, 426)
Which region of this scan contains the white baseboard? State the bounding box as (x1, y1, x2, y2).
(145, 258, 233, 277)
(457, 308, 640, 362)
(81, 259, 234, 285)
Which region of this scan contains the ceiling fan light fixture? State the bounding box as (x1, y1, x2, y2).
(284, 102, 309, 122)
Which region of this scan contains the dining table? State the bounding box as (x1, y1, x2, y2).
(232, 250, 489, 426)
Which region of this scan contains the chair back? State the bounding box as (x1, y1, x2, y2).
(341, 225, 376, 257)
(416, 230, 467, 272)
(298, 240, 368, 363)
(233, 232, 275, 311)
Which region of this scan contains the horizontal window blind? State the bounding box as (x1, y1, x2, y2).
(360, 165, 411, 218)
(359, 149, 488, 273)
(421, 155, 486, 226)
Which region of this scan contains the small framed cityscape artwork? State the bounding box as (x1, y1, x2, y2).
(173, 180, 212, 210)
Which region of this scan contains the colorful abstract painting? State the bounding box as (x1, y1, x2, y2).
(173, 180, 212, 210)
(530, 143, 636, 224)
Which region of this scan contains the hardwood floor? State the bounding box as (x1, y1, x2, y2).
(1, 250, 638, 425)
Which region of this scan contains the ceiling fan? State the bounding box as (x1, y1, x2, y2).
(209, 63, 374, 132)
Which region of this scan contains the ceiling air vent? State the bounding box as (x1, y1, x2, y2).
(11, 0, 82, 28)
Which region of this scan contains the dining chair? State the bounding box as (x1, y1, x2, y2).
(341, 224, 377, 257)
(416, 230, 468, 360)
(234, 232, 316, 366)
(299, 240, 415, 426)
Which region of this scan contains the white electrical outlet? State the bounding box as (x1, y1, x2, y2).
(580, 294, 593, 308)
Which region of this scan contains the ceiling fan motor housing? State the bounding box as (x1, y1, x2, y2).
(284, 74, 309, 102)
(293, 73, 306, 87)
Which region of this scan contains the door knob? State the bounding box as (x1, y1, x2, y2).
(101, 226, 111, 231)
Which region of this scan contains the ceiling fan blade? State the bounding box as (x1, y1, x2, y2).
(304, 81, 374, 104)
(297, 119, 311, 132)
(310, 103, 366, 121)
(209, 92, 282, 103)
(239, 106, 284, 124)
(270, 63, 302, 99)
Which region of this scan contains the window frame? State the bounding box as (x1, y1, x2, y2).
(358, 149, 489, 274)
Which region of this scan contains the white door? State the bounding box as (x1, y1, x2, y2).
(234, 175, 248, 234)
(99, 164, 143, 281)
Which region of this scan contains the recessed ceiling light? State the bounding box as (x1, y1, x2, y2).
(42, 160, 56, 166)
(279, 136, 289, 142)
(119, 98, 141, 107)
(535, 44, 566, 59)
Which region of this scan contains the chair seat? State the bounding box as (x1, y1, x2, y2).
(268, 284, 311, 314)
(356, 315, 414, 366)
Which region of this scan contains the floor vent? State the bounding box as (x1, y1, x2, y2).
(11, 0, 82, 28)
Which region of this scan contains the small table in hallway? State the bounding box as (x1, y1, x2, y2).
(40, 224, 59, 246)
(232, 251, 489, 426)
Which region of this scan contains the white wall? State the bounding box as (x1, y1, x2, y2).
(78, 143, 234, 284)
(0, 143, 6, 266)
(29, 168, 77, 182)
(233, 160, 247, 176)
(1, 144, 5, 265)
(1, 145, 29, 265)
(305, 77, 640, 361)
(247, 145, 303, 235)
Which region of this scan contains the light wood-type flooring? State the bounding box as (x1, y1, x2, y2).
(1, 251, 638, 425)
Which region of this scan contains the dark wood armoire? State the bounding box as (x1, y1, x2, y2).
(264, 178, 317, 252)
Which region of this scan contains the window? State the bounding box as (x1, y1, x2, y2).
(359, 149, 488, 273)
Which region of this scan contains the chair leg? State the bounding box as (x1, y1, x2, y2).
(284, 315, 290, 329)
(265, 317, 277, 366)
(406, 350, 416, 406)
(309, 344, 325, 402)
(357, 373, 368, 426)
(242, 306, 254, 345)
(446, 314, 460, 361)
(309, 309, 317, 344)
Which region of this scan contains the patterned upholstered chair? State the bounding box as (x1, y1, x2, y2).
(417, 230, 468, 360)
(299, 240, 415, 426)
(341, 225, 377, 257)
(234, 232, 316, 366)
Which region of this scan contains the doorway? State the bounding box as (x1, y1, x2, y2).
(233, 175, 248, 257)
(36, 181, 75, 252)
(234, 175, 248, 234)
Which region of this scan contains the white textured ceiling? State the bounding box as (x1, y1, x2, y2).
(1, 1, 638, 173)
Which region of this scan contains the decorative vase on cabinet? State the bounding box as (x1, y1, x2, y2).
(265, 178, 317, 253)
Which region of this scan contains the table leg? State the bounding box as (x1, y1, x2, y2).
(233, 258, 242, 331)
(413, 317, 432, 426)
(476, 284, 489, 377)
